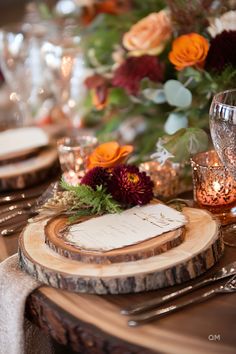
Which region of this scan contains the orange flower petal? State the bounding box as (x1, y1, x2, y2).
(87, 142, 133, 169)
(169, 33, 209, 71)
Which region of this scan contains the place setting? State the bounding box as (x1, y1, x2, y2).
(0, 1, 236, 354)
(0, 126, 58, 191)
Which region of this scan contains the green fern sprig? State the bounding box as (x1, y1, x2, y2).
(60, 179, 122, 217)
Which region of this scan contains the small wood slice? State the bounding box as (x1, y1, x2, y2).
(45, 216, 185, 264)
(0, 146, 58, 191)
(19, 208, 224, 294)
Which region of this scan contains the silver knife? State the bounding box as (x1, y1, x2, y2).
(121, 261, 236, 316)
(128, 275, 236, 327)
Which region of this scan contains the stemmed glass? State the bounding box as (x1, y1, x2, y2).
(41, 28, 89, 128)
(0, 23, 56, 126)
(209, 89, 236, 246)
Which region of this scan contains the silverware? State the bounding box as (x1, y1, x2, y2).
(128, 275, 236, 327)
(0, 209, 36, 225)
(0, 182, 59, 235)
(0, 201, 33, 215)
(121, 261, 236, 316)
(0, 220, 28, 236)
(0, 188, 43, 205)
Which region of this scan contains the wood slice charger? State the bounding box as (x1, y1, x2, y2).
(0, 146, 58, 191)
(44, 215, 186, 264)
(19, 207, 224, 294)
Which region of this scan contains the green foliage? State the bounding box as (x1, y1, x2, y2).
(83, 13, 130, 66)
(164, 80, 192, 108)
(132, 0, 166, 16)
(60, 179, 122, 221)
(213, 66, 236, 92)
(162, 128, 209, 162)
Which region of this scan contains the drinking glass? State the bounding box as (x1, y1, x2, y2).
(57, 135, 98, 184)
(0, 23, 56, 126)
(210, 89, 236, 246)
(41, 28, 89, 128)
(210, 89, 236, 179)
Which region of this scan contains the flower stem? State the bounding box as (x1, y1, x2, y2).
(183, 76, 193, 87)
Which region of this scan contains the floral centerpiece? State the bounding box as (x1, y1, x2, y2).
(44, 141, 154, 221)
(76, 0, 236, 160)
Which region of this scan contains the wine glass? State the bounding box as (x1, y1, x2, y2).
(41, 28, 89, 128)
(210, 89, 236, 246)
(0, 22, 56, 126)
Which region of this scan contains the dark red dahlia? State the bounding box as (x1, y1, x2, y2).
(81, 167, 110, 190)
(107, 164, 154, 206)
(112, 55, 164, 95)
(205, 30, 236, 73)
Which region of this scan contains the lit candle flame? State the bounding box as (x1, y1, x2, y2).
(212, 180, 221, 192)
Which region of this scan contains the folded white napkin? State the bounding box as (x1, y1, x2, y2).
(0, 254, 54, 354)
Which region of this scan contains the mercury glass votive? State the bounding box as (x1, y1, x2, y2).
(57, 135, 97, 184)
(191, 150, 236, 213)
(139, 160, 182, 200)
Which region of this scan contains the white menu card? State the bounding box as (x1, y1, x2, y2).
(65, 204, 187, 252)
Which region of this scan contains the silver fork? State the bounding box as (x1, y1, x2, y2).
(128, 275, 236, 327)
(0, 182, 59, 236)
(121, 261, 236, 315)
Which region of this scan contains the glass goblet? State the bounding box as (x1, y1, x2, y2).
(41, 31, 89, 129)
(209, 89, 236, 178)
(210, 89, 236, 246)
(0, 23, 56, 126)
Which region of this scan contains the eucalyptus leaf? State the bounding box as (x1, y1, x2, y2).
(142, 88, 166, 103)
(163, 128, 209, 163)
(164, 80, 192, 108)
(164, 112, 188, 135)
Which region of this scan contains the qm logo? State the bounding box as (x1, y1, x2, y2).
(208, 334, 221, 341)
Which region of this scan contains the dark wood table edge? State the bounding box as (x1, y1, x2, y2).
(26, 290, 156, 354)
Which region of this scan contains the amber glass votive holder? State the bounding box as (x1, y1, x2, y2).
(57, 135, 97, 184)
(139, 160, 183, 200)
(191, 150, 236, 223)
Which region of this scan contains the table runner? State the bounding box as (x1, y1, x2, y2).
(0, 254, 54, 354)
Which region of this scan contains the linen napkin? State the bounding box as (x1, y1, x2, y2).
(0, 254, 54, 354)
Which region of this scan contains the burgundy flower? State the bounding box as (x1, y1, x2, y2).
(107, 164, 154, 206)
(84, 74, 109, 110)
(0, 68, 4, 84)
(81, 167, 110, 190)
(112, 55, 164, 95)
(205, 30, 236, 73)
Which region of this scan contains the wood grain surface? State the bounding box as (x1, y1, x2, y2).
(45, 215, 185, 264)
(0, 146, 58, 191)
(19, 208, 224, 294)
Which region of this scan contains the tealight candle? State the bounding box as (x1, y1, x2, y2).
(191, 150, 236, 211)
(139, 160, 183, 199)
(57, 135, 97, 184)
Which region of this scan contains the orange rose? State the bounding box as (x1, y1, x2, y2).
(123, 10, 172, 56)
(87, 142, 133, 169)
(169, 33, 209, 71)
